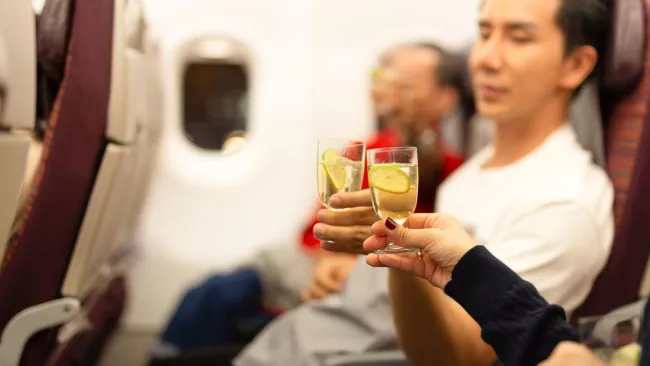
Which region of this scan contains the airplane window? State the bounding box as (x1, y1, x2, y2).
(183, 61, 249, 151)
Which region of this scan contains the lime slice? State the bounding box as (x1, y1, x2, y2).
(321, 148, 347, 189)
(368, 165, 410, 194)
(321, 148, 340, 163)
(611, 344, 641, 365)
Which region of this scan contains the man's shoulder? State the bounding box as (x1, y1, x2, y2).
(532, 145, 612, 210)
(439, 143, 614, 229)
(437, 139, 614, 209)
(503, 153, 614, 253)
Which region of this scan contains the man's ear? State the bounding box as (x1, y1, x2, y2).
(559, 45, 598, 91)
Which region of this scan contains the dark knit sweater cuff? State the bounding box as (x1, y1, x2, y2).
(444, 245, 523, 326)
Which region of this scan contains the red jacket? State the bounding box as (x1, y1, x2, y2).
(301, 129, 463, 250)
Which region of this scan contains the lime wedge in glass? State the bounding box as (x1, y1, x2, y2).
(321, 148, 347, 190)
(368, 165, 410, 194)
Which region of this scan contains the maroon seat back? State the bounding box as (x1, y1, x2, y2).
(46, 276, 126, 366)
(575, 0, 650, 317)
(0, 0, 116, 363)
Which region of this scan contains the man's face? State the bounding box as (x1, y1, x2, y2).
(469, 0, 568, 123)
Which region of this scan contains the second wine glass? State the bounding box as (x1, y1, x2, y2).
(317, 140, 366, 210)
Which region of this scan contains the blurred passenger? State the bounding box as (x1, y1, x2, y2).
(155, 43, 463, 355)
(312, 0, 614, 365)
(233, 42, 465, 366)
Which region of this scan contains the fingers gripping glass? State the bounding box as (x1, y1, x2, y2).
(367, 146, 419, 254)
(317, 140, 366, 241)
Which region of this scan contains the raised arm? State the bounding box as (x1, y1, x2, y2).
(388, 268, 495, 366)
(445, 246, 579, 365)
(370, 214, 498, 365)
(389, 245, 581, 366)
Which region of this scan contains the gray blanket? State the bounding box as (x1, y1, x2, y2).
(249, 244, 316, 310)
(235, 257, 397, 366)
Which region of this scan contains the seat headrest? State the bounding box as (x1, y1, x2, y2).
(37, 0, 74, 81)
(570, 79, 606, 168)
(601, 0, 646, 94)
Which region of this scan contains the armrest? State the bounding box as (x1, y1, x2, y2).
(324, 350, 410, 366)
(591, 299, 647, 345)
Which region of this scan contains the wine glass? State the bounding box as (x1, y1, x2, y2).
(317, 140, 366, 218)
(367, 146, 419, 254)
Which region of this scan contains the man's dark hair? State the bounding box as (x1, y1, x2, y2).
(555, 0, 611, 79)
(410, 42, 465, 93)
(411, 42, 477, 156)
(411, 42, 475, 114)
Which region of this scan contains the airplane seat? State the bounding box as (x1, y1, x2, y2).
(0, 0, 119, 364)
(574, 0, 650, 319)
(37, 0, 73, 86)
(61, 0, 138, 305)
(0, 0, 37, 255)
(120, 28, 163, 243)
(47, 275, 127, 366)
(35, 0, 74, 142)
(48, 0, 155, 364)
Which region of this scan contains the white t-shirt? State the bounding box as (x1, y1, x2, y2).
(436, 124, 614, 314)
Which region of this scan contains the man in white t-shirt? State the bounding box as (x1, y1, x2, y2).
(437, 123, 612, 315)
(311, 0, 614, 364)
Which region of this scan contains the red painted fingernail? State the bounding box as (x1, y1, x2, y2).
(385, 217, 397, 230)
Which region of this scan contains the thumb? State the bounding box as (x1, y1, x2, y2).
(383, 217, 436, 250)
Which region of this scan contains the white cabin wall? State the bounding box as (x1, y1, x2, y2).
(126, 0, 480, 332)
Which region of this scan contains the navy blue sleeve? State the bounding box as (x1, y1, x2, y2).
(444, 246, 579, 366)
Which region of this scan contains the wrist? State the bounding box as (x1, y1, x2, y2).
(445, 244, 476, 279)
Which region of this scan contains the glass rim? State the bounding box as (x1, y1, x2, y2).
(367, 146, 417, 154)
(317, 139, 365, 147)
